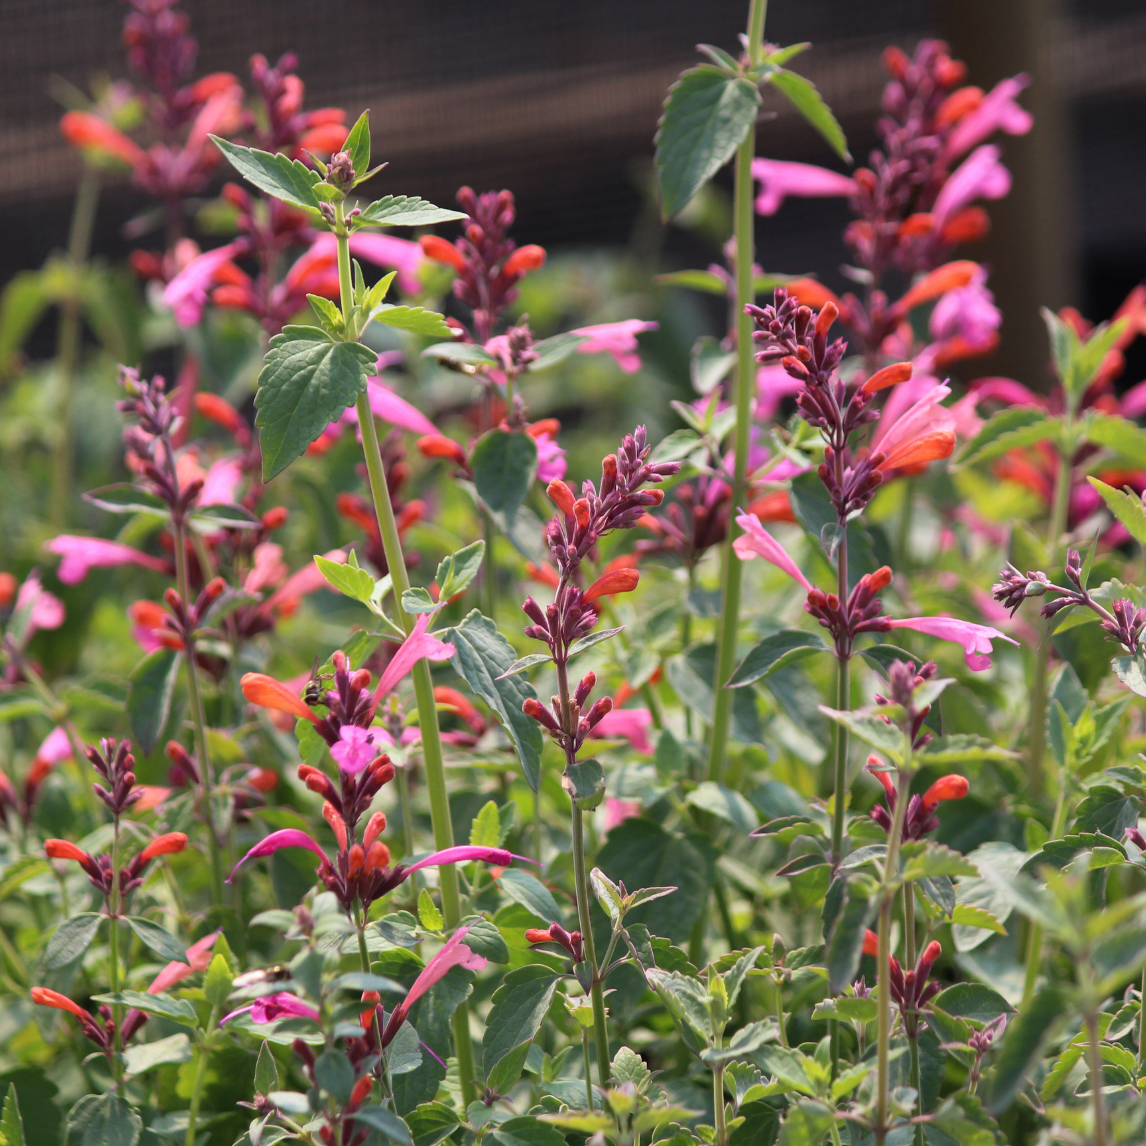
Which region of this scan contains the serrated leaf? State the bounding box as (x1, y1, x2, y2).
(436, 541, 485, 601)
(953, 407, 1057, 469)
(401, 587, 436, 614)
(768, 69, 849, 161)
(903, 843, 979, 881)
(1087, 476, 1146, 547)
(727, 629, 828, 687)
(211, 137, 321, 210)
(646, 968, 712, 1041)
(316, 552, 375, 605)
(949, 903, 1006, 935)
(529, 332, 590, 372)
(43, 912, 102, 970)
(1112, 651, 1146, 698)
(370, 305, 453, 338)
(357, 196, 467, 228)
(497, 869, 562, 924)
(562, 758, 606, 809)
(342, 109, 370, 178)
(122, 1032, 192, 1074)
(655, 66, 762, 219)
(686, 782, 758, 832)
(420, 341, 498, 367)
(471, 429, 538, 526)
(444, 610, 544, 790)
(417, 888, 444, 931)
(254, 327, 376, 479)
(64, 1093, 141, 1146)
(124, 917, 187, 964)
(482, 965, 561, 1079)
(308, 293, 344, 336)
(91, 990, 198, 1025)
(1081, 411, 1146, 462)
(404, 1101, 459, 1146)
(470, 801, 502, 848)
(0, 1084, 24, 1146)
(127, 647, 180, 757)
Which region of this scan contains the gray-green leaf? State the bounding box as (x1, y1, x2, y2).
(211, 137, 321, 211)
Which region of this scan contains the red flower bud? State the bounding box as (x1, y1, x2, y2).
(324, 802, 349, 850)
(862, 929, 880, 956)
(897, 213, 934, 238)
(363, 812, 387, 849)
(417, 435, 467, 465)
(921, 774, 969, 810)
(364, 840, 391, 872)
(546, 479, 576, 517)
(583, 567, 639, 603)
(45, 839, 88, 864)
(194, 392, 243, 433)
(347, 1075, 373, 1111)
(525, 929, 552, 944)
(419, 235, 466, 271)
(0, 573, 15, 608)
(815, 302, 839, 338)
(261, 506, 289, 530)
(248, 768, 279, 792)
(502, 244, 546, 276)
(347, 844, 365, 876)
(573, 499, 590, 528)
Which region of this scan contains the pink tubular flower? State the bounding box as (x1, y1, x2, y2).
(751, 158, 856, 216)
(757, 364, 806, 421)
(589, 707, 654, 754)
(1121, 379, 1146, 420)
(732, 513, 812, 591)
(330, 725, 381, 776)
(534, 431, 568, 483)
(198, 457, 244, 506)
(13, 571, 65, 641)
(371, 614, 456, 709)
(227, 828, 328, 881)
(572, 320, 658, 374)
(381, 925, 486, 1046)
(45, 536, 167, 585)
(929, 267, 1000, 350)
(221, 991, 320, 1027)
(148, 930, 220, 995)
(969, 377, 1048, 410)
(163, 241, 246, 328)
(339, 376, 437, 437)
(932, 145, 1012, 227)
(887, 616, 1018, 671)
(34, 727, 73, 767)
(603, 797, 643, 832)
(944, 75, 1032, 160)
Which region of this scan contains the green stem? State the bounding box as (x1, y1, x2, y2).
(533, 783, 543, 865)
(875, 761, 912, 1146)
(1086, 1009, 1109, 1146)
(829, 654, 850, 852)
(185, 1002, 221, 1146)
(358, 921, 393, 1103)
(483, 514, 497, 621)
(909, 1032, 923, 1146)
(773, 976, 788, 1047)
(706, 0, 767, 783)
(572, 803, 610, 1086)
(582, 1028, 594, 1111)
(1021, 777, 1069, 1007)
(108, 819, 123, 1092)
(397, 764, 418, 909)
(713, 1062, 727, 1146)
(336, 204, 474, 1105)
(683, 565, 695, 741)
(1138, 967, 1146, 1080)
(51, 168, 100, 528)
(172, 517, 225, 909)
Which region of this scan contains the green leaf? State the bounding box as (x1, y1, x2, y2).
(314, 1049, 355, 1103)
(347, 1105, 414, 1145)
(0, 1084, 24, 1146)
(82, 483, 169, 517)
(529, 332, 590, 372)
(1073, 784, 1139, 837)
(416, 888, 444, 931)
(436, 541, 486, 601)
(487, 1115, 567, 1146)
(655, 65, 762, 219)
(757, 1047, 817, 1096)
(918, 735, 1019, 766)
(254, 327, 376, 480)
(953, 406, 1056, 469)
(562, 758, 606, 810)
(984, 984, 1066, 1113)
(902, 842, 980, 881)
(949, 903, 1007, 935)
(1112, 651, 1146, 698)
(1087, 477, 1146, 548)
(1081, 411, 1146, 462)
(357, 196, 467, 228)
(471, 429, 538, 526)
(308, 293, 344, 337)
(255, 1040, 280, 1095)
(187, 502, 263, 531)
(401, 587, 436, 614)
(812, 995, 878, 1025)
(203, 952, 233, 1008)
(686, 782, 758, 832)
(405, 1102, 460, 1146)
(655, 268, 729, 295)
(316, 552, 377, 605)
(768, 69, 849, 161)
(127, 647, 180, 757)
(122, 1032, 192, 1075)
(934, 983, 1013, 1025)
(91, 990, 199, 1025)
(826, 881, 875, 992)
(124, 917, 187, 964)
(342, 109, 370, 178)
(646, 968, 712, 1041)
(43, 912, 101, 970)
(495, 652, 551, 679)
(370, 305, 453, 338)
(420, 341, 498, 367)
(567, 626, 625, 660)
(727, 629, 828, 687)
(482, 965, 561, 1081)
(444, 610, 544, 790)
(211, 137, 321, 211)
(818, 706, 906, 761)
(470, 800, 502, 848)
(497, 869, 562, 924)
(63, 1094, 141, 1146)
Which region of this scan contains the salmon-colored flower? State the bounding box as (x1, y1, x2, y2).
(583, 567, 639, 603)
(60, 110, 145, 168)
(240, 673, 320, 724)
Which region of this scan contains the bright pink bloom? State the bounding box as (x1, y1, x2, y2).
(1121, 379, 1146, 420)
(198, 457, 244, 506)
(227, 828, 328, 881)
(372, 614, 456, 707)
(347, 233, 425, 296)
(732, 513, 812, 591)
(34, 727, 73, 766)
(381, 925, 486, 1046)
(589, 707, 654, 754)
(45, 536, 166, 585)
(969, 377, 1047, 409)
(330, 725, 381, 776)
(341, 376, 437, 437)
(14, 571, 65, 639)
(221, 991, 320, 1027)
(929, 266, 1000, 350)
(572, 320, 658, 374)
(872, 383, 955, 455)
(163, 241, 245, 328)
(945, 75, 1032, 160)
(148, 930, 220, 995)
(751, 158, 856, 216)
(887, 615, 1018, 671)
(534, 431, 567, 483)
(603, 797, 643, 832)
(404, 845, 521, 875)
(757, 364, 806, 421)
(244, 542, 290, 595)
(932, 145, 1011, 227)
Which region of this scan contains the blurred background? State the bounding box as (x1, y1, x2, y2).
(2, 0, 1144, 382)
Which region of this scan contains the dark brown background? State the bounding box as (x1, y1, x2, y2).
(2, 0, 1144, 388)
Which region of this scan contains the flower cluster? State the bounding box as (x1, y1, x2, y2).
(867, 762, 968, 841)
(862, 931, 944, 1036)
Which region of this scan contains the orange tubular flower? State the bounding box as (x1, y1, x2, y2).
(416, 435, 467, 466)
(502, 244, 546, 276)
(941, 206, 990, 245)
(60, 111, 145, 168)
(862, 929, 880, 956)
(784, 278, 843, 310)
(139, 833, 188, 863)
(194, 392, 243, 433)
(546, 479, 576, 517)
(527, 418, 560, 439)
(45, 839, 88, 863)
(240, 673, 320, 724)
(298, 121, 350, 157)
(31, 987, 93, 1022)
(921, 774, 969, 810)
(0, 573, 16, 607)
(419, 235, 466, 272)
(524, 929, 553, 944)
(898, 213, 934, 238)
(935, 85, 984, 127)
(747, 490, 796, 523)
(893, 260, 980, 314)
(860, 362, 913, 396)
(877, 430, 956, 473)
(525, 561, 560, 588)
(583, 567, 640, 603)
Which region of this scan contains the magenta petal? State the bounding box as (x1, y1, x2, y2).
(887, 616, 1018, 672)
(403, 845, 514, 875)
(226, 829, 327, 883)
(373, 614, 456, 704)
(731, 514, 812, 591)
